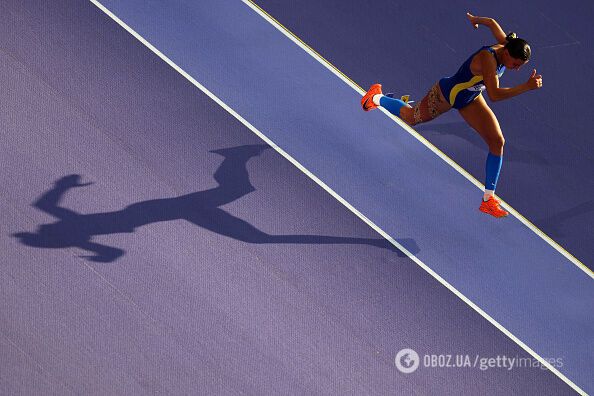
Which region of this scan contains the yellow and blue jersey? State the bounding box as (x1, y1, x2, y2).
(439, 46, 505, 109)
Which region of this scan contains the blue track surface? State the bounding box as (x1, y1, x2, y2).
(91, 0, 592, 391)
(254, 0, 594, 270)
(0, 0, 590, 394)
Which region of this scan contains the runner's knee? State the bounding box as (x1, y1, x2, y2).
(488, 134, 505, 153)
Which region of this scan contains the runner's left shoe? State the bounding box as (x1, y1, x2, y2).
(361, 84, 383, 111)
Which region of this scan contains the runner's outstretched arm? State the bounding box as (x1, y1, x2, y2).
(466, 12, 507, 44)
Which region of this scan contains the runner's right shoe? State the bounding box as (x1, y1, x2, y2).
(479, 196, 509, 218)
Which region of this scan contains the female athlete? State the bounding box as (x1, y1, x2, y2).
(361, 12, 543, 218)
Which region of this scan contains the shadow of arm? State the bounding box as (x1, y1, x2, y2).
(34, 175, 91, 219)
(78, 241, 125, 263)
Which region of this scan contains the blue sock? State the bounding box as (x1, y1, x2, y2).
(379, 96, 407, 117)
(485, 152, 503, 192)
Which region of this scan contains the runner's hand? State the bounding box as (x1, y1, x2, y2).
(526, 69, 543, 90)
(466, 12, 479, 29)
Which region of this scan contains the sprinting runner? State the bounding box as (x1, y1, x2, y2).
(362, 12, 543, 218)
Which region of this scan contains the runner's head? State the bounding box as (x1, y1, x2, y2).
(503, 34, 530, 70)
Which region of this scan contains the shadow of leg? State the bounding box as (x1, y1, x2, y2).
(188, 208, 408, 254)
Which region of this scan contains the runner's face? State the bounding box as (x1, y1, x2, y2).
(504, 49, 527, 70)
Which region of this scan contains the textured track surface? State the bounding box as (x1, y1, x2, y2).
(0, 0, 588, 394)
(254, 0, 594, 271)
(91, 0, 592, 391)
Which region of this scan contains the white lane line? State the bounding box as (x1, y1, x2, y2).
(241, 1, 592, 280)
(89, 1, 587, 394)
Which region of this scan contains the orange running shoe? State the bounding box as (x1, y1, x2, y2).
(361, 84, 383, 111)
(479, 196, 509, 218)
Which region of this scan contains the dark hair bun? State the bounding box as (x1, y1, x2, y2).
(506, 32, 517, 40)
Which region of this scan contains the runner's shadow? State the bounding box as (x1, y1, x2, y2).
(12, 144, 418, 262)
